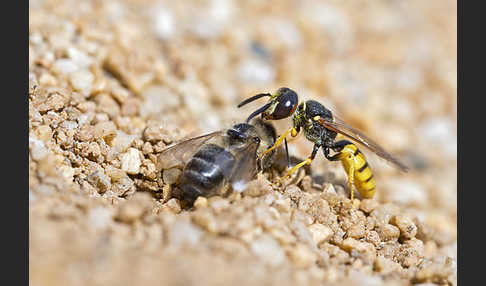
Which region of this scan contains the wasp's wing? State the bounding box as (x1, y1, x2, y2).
(156, 131, 223, 170)
(318, 115, 409, 172)
(227, 141, 260, 192)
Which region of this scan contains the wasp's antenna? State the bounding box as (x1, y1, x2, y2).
(246, 102, 272, 123)
(237, 93, 271, 108)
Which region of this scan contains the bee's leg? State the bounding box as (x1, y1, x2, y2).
(283, 144, 320, 178)
(261, 127, 294, 158)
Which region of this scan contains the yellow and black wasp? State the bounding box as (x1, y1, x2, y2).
(237, 87, 408, 199)
(157, 118, 277, 205)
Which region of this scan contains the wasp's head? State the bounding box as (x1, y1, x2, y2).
(237, 87, 298, 123)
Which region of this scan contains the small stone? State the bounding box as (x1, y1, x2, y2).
(242, 175, 272, 197)
(52, 58, 78, 74)
(250, 234, 285, 267)
(193, 196, 208, 209)
(308, 223, 333, 245)
(390, 214, 418, 239)
(120, 148, 142, 175)
(192, 209, 218, 233)
(93, 121, 117, 143)
(273, 197, 292, 213)
(341, 238, 376, 265)
(208, 197, 230, 212)
(69, 70, 94, 96)
(162, 168, 182, 185)
(346, 222, 366, 239)
(374, 256, 402, 275)
(165, 198, 181, 214)
(360, 199, 379, 213)
(111, 131, 137, 152)
(29, 138, 48, 161)
(75, 124, 94, 142)
(375, 224, 400, 242)
(287, 243, 317, 268)
(117, 200, 145, 223)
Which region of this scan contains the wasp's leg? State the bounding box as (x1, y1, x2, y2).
(284, 137, 290, 168)
(261, 127, 294, 158)
(347, 165, 355, 201)
(282, 144, 320, 178)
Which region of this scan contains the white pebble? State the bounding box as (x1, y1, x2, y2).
(250, 234, 285, 267)
(120, 148, 142, 175)
(152, 5, 175, 40)
(88, 207, 112, 230)
(29, 138, 47, 160)
(168, 220, 203, 249)
(111, 131, 137, 152)
(69, 70, 94, 96)
(237, 59, 275, 85)
(52, 58, 78, 75)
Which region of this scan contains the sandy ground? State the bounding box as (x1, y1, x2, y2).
(29, 0, 456, 285)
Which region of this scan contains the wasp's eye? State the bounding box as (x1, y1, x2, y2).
(272, 88, 298, 119)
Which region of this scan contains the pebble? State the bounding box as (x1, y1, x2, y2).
(375, 224, 400, 242)
(287, 243, 316, 268)
(152, 5, 175, 40)
(341, 238, 376, 264)
(390, 214, 418, 239)
(308, 223, 333, 245)
(120, 148, 142, 175)
(162, 168, 181, 185)
(111, 131, 137, 152)
(167, 220, 203, 249)
(69, 70, 94, 96)
(117, 200, 145, 223)
(360, 199, 379, 214)
(29, 138, 48, 160)
(193, 196, 208, 209)
(250, 234, 285, 267)
(52, 58, 78, 74)
(88, 206, 113, 230)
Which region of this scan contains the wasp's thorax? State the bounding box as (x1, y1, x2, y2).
(293, 100, 337, 145)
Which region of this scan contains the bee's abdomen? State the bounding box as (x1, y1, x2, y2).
(179, 144, 235, 203)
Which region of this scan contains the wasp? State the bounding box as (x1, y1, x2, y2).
(157, 119, 277, 205)
(237, 87, 408, 198)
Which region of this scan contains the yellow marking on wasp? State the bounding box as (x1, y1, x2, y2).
(336, 143, 376, 200)
(313, 116, 320, 121)
(282, 157, 312, 179)
(261, 127, 296, 158)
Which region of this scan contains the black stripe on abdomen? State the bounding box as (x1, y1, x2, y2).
(179, 144, 235, 202)
(365, 174, 374, 183)
(358, 161, 369, 173)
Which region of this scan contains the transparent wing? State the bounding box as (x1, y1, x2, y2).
(227, 141, 260, 192)
(156, 131, 223, 170)
(318, 115, 409, 172)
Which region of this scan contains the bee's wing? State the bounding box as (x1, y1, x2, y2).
(318, 115, 409, 172)
(156, 131, 223, 170)
(227, 141, 260, 192)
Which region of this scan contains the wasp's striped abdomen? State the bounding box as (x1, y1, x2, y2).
(179, 144, 235, 203)
(337, 143, 376, 199)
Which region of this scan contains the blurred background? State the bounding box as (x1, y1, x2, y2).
(30, 0, 456, 284)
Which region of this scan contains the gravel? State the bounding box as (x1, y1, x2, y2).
(29, 0, 456, 285)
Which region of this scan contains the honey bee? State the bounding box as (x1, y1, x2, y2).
(238, 87, 408, 199)
(157, 119, 277, 205)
